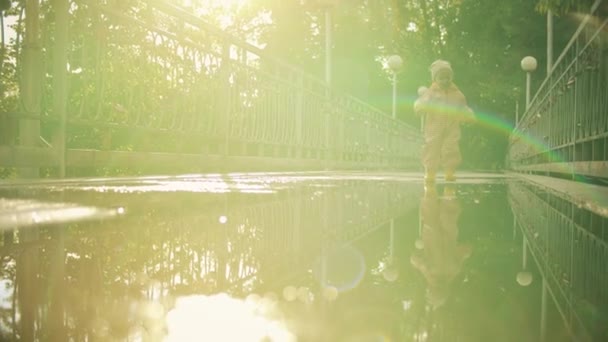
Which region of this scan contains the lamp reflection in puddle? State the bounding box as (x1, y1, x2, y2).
(516, 235, 533, 287)
(411, 184, 472, 310)
(382, 219, 399, 282)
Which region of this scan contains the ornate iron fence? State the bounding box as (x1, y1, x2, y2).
(509, 180, 608, 341)
(0, 0, 421, 176)
(508, 0, 608, 179)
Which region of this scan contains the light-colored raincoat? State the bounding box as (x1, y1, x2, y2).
(414, 76, 474, 176)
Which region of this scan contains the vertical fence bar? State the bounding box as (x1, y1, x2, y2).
(18, 0, 42, 178)
(52, 0, 69, 177)
(540, 277, 548, 342)
(221, 42, 231, 159)
(295, 74, 304, 159)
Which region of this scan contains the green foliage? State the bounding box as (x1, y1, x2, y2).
(0, 0, 593, 173)
(536, 0, 597, 14)
(0, 2, 21, 167)
(436, 0, 548, 169)
(0, 0, 10, 12)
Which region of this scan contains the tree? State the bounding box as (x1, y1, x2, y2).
(536, 0, 597, 14)
(0, 0, 593, 174)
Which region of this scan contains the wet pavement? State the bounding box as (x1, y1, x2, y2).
(0, 172, 605, 341)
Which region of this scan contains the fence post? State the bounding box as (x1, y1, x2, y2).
(52, 0, 69, 177)
(295, 74, 304, 159)
(18, 0, 42, 178)
(324, 91, 331, 169)
(220, 43, 231, 159)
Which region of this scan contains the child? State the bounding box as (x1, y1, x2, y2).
(414, 60, 475, 182)
(411, 183, 471, 310)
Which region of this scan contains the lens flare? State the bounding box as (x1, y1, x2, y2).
(313, 245, 366, 293)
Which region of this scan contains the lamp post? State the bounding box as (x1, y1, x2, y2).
(516, 236, 533, 287)
(417, 86, 428, 132)
(382, 219, 398, 282)
(308, 0, 339, 86)
(324, 7, 331, 86)
(387, 55, 403, 119)
(521, 56, 538, 113)
(19, 0, 42, 178)
(547, 11, 553, 75)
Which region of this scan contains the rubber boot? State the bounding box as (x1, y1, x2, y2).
(424, 171, 436, 184)
(424, 182, 438, 197)
(443, 185, 456, 199)
(445, 170, 456, 182)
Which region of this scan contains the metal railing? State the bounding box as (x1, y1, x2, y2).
(509, 180, 608, 341)
(508, 0, 608, 179)
(0, 0, 421, 176)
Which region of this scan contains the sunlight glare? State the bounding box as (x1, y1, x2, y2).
(165, 293, 296, 342)
(182, 0, 248, 11)
(180, 0, 251, 29)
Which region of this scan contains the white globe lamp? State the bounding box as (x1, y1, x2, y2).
(521, 56, 538, 72)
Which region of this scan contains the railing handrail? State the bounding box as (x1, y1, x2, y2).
(158, 0, 419, 127)
(146, 0, 322, 84)
(517, 0, 603, 128)
(147, 0, 408, 124)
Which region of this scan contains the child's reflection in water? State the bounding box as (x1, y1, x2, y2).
(411, 184, 472, 310)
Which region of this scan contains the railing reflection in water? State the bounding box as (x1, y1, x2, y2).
(0, 177, 421, 340)
(509, 180, 608, 341)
